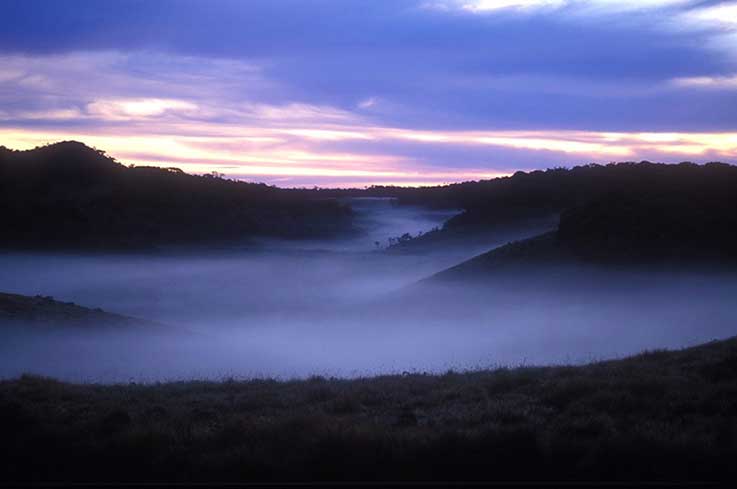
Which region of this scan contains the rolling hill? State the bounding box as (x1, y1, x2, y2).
(4, 141, 735, 254)
(0, 141, 354, 249)
(389, 161, 737, 253)
(428, 186, 737, 283)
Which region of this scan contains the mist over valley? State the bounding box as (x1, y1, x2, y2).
(2, 174, 736, 382)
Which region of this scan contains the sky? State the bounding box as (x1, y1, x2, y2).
(1, 0, 736, 187)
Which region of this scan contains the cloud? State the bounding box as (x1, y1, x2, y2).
(459, 0, 566, 12)
(87, 98, 199, 119)
(682, 2, 737, 30)
(358, 97, 378, 109)
(671, 75, 737, 90)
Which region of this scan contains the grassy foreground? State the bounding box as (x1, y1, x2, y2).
(2, 338, 737, 483)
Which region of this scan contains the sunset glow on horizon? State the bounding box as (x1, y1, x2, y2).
(2, 125, 735, 187)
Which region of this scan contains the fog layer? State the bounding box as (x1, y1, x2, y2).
(1, 198, 736, 382)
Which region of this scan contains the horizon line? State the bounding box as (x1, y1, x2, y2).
(3, 138, 736, 191)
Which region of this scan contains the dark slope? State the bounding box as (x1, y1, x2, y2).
(389, 161, 737, 253)
(0, 292, 166, 330)
(559, 191, 737, 263)
(429, 186, 737, 283)
(0, 141, 353, 249)
(2, 336, 737, 482)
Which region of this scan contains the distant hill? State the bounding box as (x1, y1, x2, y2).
(0, 141, 353, 249)
(430, 189, 737, 282)
(0, 292, 165, 330)
(3, 142, 735, 253)
(388, 161, 737, 252)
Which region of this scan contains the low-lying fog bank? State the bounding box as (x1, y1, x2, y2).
(2, 198, 736, 382)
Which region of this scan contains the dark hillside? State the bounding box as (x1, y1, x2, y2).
(0, 142, 353, 249)
(443, 162, 737, 232)
(559, 190, 737, 263)
(430, 180, 737, 282)
(389, 162, 737, 252)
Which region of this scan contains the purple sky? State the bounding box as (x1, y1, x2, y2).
(1, 0, 736, 186)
